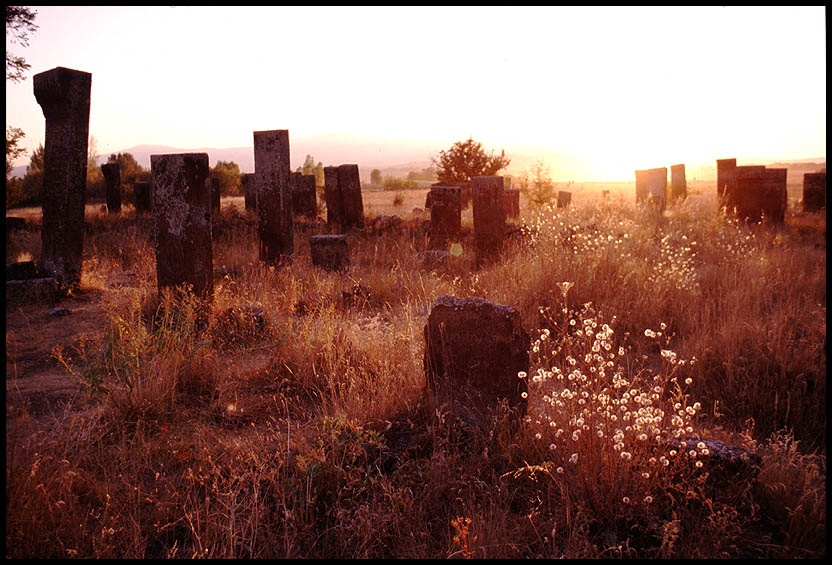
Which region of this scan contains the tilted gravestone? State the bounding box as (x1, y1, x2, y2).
(241, 173, 256, 212)
(133, 181, 152, 213)
(635, 169, 649, 203)
(716, 158, 737, 210)
(324, 166, 344, 231)
(309, 234, 350, 271)
(211, 176, 221, 214)
(291, 173, 317, 217)
(101, 162, 122, 214)
(670, 163, 687, 202)
(33, 66, 92, 286)
(428, 185, 461, 249)
(423, 295, 530, 429)
(253, 130, 293, 264)
(472, 176, 506, 268)
(557, 190, 572, 208)
(151, 153, 213, 298)
(338, 164, 365, 229)
(802, 172, 826, 212)
(504, 188, 520, 218)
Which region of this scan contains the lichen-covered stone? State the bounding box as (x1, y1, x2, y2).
(254, 130, 292, 264)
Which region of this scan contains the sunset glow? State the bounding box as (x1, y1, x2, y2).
(5, 6, 826, 181)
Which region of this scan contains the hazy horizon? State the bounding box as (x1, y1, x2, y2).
(6, 6, 826, 182)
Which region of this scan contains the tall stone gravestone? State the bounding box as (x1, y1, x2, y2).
(428, 185, 461, 249)
(291, 173, 317, 217)
(557, 190, 572, 208)
(253, 130, 293, 264)
(670, 163, 687, 202)
(504, 189, 520, 218)
(761, 168, 787, 224)
(423, 295, 530, 429)
(716, 158, 737, 210)
(241, 173, 256, 212)
(134, 181, 152, 213)
(635, 169, 649, 203)
(324, 166, 344, 231)
(101, 162, 122, 214)
(472, 176, 506, 268)
(802, 172, 826, 212)
(33, 66, 92, 286)
(338, 164, 365, 229)
(733, 165, 767, 222)
(211, 176, 221, 214)
(646, 167, 667, 211)
(150, 153, 213, 298)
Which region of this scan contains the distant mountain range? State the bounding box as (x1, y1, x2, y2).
(8, 132, 824, 184)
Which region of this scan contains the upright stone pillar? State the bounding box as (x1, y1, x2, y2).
(635, 169, 649, 203)
(101, 162, 122, 214)
(733, 165, 767, 222)
(324, 166, 344, 231)
(338, 164, 365, 229)
(557, 190, 572, 208)
(253, 130, 292, 264)
(716, 158, 737, 209)
(33, 66, 92, 286)
(504, 189, 520, 218)
(645, 167, 667, 211)
(210, 176, 221, 214)
(291, 172, 317, 217)
(802, 172, 826, 212)
(150, 153, 213, 298)
(241, 173, 256, 212)
(761, 168, 787, 224)
(472, 176, 506, 268)
(428, 185, 461, 249)
(133, 181, 152, 213)
(670, 163, 687, 202)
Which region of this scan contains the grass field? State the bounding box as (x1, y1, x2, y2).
(5, 183, 826, 558)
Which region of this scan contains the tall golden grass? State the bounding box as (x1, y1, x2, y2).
(5, 191, 825, 558)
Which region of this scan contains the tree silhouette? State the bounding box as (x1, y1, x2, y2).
(432, 137, 510, 185)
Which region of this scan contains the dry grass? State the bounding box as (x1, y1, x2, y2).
(5, 191, 826, 558)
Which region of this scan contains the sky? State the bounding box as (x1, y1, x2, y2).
(5, 6, 826, 181)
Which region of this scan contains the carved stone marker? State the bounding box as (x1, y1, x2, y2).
(101, 163, 122, 214)
(733, 165, 768, 222)
(291, 173, 317, 217)
(134, 181, 152, 213)
(504, 188, 520, 218)
(309, 234, 350, 271)
(716, 158, 737, 209)
(646, 167, 667, 211)
(33, 66, 92, 285)
(324, 166, 344, 231)
(211, 176, 221, 214)
(253, 130, 292, 264)
(241, 173, 256, 212)
(423, 295, 530, 428)
(803, 172, 826, 212)
(338, 164, 365, 229)
(472, 176, 506, 267)
(670, 163, 687, 202)
(635, 169, 649, 203)
(557, 190, 572, 208)
(151, 153, 213, 298)
(428, 185, 461, 248)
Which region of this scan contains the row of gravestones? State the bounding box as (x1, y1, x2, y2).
(634, 164, 688, 212)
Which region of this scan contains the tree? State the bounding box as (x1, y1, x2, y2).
(301, 154, 316, 176)
(431, 137, 511, 185)
(518, 159, 555, 209)
(6, 126, 25, 179)
(17, 143, 44, 207)
(314, 161, 324, 188)
(85, 135, 106, 199)
(106, 152, 147, 187)
(6, 6, 38, 83)
(211, 160, 241, 195)
(370, 169, 382, 185)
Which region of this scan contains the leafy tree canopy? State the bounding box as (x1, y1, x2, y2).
(431, 137, 510, 185)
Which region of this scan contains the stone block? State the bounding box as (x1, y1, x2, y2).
(151, 152, 213, 298)
(670, 163, 687, 202)
(557, 190, 572, 209)
(241, 173, 256, 212)
(423, 295, 530, 428)
(716, 158, 737, 208)
(338, 164, 365, 229)
(309, 234, 349, 271)
(211, 176, 221, 213)
(733, 166, 767, 222)
(101, 162, 122, 214)
(429, 185, 461, 247)
(33, 66, 92, 286)
(505, 188, 520, 218)
(803, 172, 826, 212)
(472, 176, 506, 267)
(133, 181, 152, 212)
(291, 172, 317, 217)
(253, 130, 293, 264)
(646, 167, 667, 211)
(324, 166, 344, 230)
(635, 169, 649, 203)
(6, 277, 60, 304)
(6, 261, 38, 281)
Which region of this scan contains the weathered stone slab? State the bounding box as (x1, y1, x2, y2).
(472, 176, 506, 267)
(150, 152, 213, 298)
(557, 190, 572, 208)
(635, 169, 649, 203)
(670, 163, 687, 202)
(133, 181, 152, 213)
(241, 173, 256, 212)
(309, 234, 350, 271)
(291, 173, 317, 217)
(803, 172, 826, 212)
(324, 166, 344, 231)
(429, 185, 461, 248)
(6, 277, 60, 304)
(33, 66, 91, 286)
(253, 130, 293, 264)
(716, 158, 737, 209)
(101, 162, 122, 214)
(645, 167, 667, 211)
(761, 167, 787, 224)
(211, 176, 221, 213)
(504, 188, 520, 218)
(338, 164, 365, 229)
(423, 295, 530, 428)
(733, 166, 767, 222)
(6, 261, 38, 281)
